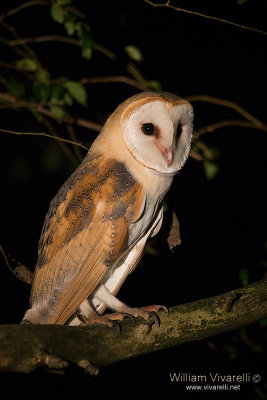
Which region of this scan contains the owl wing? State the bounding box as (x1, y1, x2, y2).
(30, 154, 145, 324)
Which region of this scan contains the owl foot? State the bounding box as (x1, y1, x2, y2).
(78, 313, 121, 332)
(139, 305, 169, 327)
(106, 305, 168, 327)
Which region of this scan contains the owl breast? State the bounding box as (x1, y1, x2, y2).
(89, 166, 173, 314)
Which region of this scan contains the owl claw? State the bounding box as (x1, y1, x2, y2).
(159, 305, 169, 315)
(140, 304, 169, 315)
(113, 321, 122, 335)
(148, 311, 160, 327)
(122, 313, 136, 325)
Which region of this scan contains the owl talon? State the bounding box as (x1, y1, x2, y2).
(140, 304, 169, 315)
(148, 311, 160, 327)
(122, 313, 136, 325)
(158, 305, 169, 315)
(113, 321, 122, 335)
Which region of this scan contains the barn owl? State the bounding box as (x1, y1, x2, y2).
(22, 92, 193, 326)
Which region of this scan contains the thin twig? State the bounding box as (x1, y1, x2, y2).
(187, 95, 267, 132)
(0, 60, 26, 71)
(66, 124, 84, 162)
(7, 35, 81, 47)
(189, 150, 203, 161)
(0, 245, 18, 280)
(81, 75, 147, 91)
(0, 127, 89, 151)
(0, 76, 7, 86)
(93, 44, 116, 60)
(0, 1, 49, 21)
(41, 117, 80, 166)
(0, 91, 102, 132)
(195, 140, 217, 160)
(126, 62, 150, 90)
(193, 119, 261, 140)
(0, 245, 33, 285)
(0, 60, 37, 82)
(0, 20, 38, 61)
(144, 0, 267, 36)
(75, 118, 102, 132)
(65, 5, 86, 20)
(4, 35, 116, 60)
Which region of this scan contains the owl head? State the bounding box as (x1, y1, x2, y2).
(92, 92, 193, 175)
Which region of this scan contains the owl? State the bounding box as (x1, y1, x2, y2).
(22, 92, 193, 326)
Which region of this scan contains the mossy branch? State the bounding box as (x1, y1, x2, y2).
(0, 279, 266, 374)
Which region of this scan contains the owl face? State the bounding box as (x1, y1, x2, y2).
(121, 97, 193, 174)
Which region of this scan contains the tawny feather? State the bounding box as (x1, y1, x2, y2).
(22, 91, 193, 326)
(29, 155, 144, 324)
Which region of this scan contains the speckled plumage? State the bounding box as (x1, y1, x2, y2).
(22, 91, 193, 326)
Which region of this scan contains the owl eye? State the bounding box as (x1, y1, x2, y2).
(176, 124, 183, 137)
(141, 123, 155, 135)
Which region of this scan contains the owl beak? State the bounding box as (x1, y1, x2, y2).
(155, 141, 173, 167)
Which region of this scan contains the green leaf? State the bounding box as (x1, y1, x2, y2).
(239, 267, 249, 286)
(16, 58, 38, 72)
(7, 80, 25, 98)
(146, 80, 162, 91)
(203, 160, 220, 180)
(56, 0, 72, 5)
(50, 4, 65, 23)
(50, 105, 66, 120)
(32, 83, 50, 102)
(30, 109, 43, 123)
(162, 200, 170, 212)
(124, 45, 143, 62)
(82, 46, 92, 60)
(50, 85, 64, 104)
(78, 25, 93, 60)
(64, 81, 87, 105)
(35, 68, 50, 83)
(259, 318, 267, 328)
(63, 92, 73, 106)
(65, 20, 76, 35)
(204, 145, 220, 160)
(64, 12, 77, 35)
(191, 143, 201, 153)
(0, 95, 8, 104)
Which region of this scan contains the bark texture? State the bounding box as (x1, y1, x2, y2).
(0, 279, 266, 374)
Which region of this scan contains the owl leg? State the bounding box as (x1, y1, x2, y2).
(94, 285, 165, 325)
(72, 299, 121, 329)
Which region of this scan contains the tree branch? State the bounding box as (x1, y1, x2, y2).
(0, 91, 103, 132)
(0, 1, 49, 21)
(187, 94, 267, 132)
(0, 127, 89, 151)
(193, 119, 262, 140)
(0, 279, 266, 374)
(144, 0, 267, 36)
(2, 34, 117, 60)
(80, 75, 148, 91)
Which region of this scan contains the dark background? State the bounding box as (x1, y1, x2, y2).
(0, 0, 266, 399)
